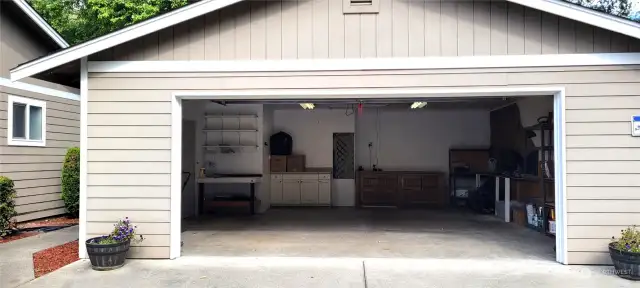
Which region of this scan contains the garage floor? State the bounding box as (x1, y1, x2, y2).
(181, 208, 555, 261)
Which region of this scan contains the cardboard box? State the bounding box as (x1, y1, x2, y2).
(287, 155, 305, 172)
(270, 156, 287, 172)
(513, 208, 527, 227)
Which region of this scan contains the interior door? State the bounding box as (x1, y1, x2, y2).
(181, 119, 197, 218)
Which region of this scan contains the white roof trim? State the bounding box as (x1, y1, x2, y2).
(11, 0, 69, 48)
(508, 0, 640, 40)
(0, 77, 80, 101)
(9, 0, 242, 81)
(88, 53, 640, 73)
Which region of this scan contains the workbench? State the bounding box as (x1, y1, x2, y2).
(197, 175, 262, 216)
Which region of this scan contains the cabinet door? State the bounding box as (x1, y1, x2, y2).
(270, 179, 283, 204)
(318, 180, 331, 205)
(282, 180, 301, 204)
(300, 180, 319, 204)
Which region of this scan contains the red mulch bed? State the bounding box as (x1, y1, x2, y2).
(0, 215, 79, 244)
(0, 231, 40, 244)
(33, 240, 79, 278)
(19, 215, 79, 229)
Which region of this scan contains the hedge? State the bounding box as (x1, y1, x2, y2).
(61, 147, 80, 217)
(0, 176, 17, 237)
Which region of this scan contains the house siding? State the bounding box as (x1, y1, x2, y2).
(91, 0, 640, 62)
(0, 86, 79, 222)
(86, 89, 172, 259)
(0, 3, 80, 222)
(88, 64, 640, 264)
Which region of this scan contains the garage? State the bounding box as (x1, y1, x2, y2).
(11, 0, 640, 265)
(177, 92, 561, 262)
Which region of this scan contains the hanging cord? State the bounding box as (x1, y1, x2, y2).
(345, 104, 355, 116)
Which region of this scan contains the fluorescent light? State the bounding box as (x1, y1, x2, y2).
(300, 103, 315, 109)
(410, 102, 427, 109)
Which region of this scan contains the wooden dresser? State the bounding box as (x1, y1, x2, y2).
(356, 171, 446, 208)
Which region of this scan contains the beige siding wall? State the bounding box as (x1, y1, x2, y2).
(86, 89, 172, 259)
(89, 65, 640, 263)
(92, 0, 640, 62)
(0, 86, 80, 222)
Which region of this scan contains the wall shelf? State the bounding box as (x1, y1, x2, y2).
(204, 114, 258, 119)
(203, 145, 258, 149)
(203, 129, 258, 132)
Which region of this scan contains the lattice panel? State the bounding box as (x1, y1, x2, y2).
(333, 133, 354, 179)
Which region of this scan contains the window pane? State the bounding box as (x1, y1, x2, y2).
(29, 106, 43, 140)
(12, 103, 26, 138)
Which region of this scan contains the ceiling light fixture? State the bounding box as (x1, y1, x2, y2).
(410, 102, 428, 109)
(300, 103, 315, 110)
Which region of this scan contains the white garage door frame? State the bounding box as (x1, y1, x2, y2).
(169, 86, 568, 264)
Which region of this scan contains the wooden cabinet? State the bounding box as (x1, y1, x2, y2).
(271, 173, 331, 206)
(357, 171, 445, 208)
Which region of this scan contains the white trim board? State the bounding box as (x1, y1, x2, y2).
(89, 53, 640, 73)
(78, 58, 88, 259)
(10, 0, 242, 81)
(0, 77, 80, 101)
(169, 86, 568, 264)
(509, 0, 640, 41)
(11, 0, 69, 48)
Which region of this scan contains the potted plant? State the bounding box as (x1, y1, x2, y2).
(610, 226, 640, 280)
(86, 217, 143, 271)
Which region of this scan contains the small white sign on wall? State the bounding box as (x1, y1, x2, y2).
(633, 116, 640, 137)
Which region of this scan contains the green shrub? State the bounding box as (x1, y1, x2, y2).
(0, 176, 17, 237)
(61, 147, 80, 216)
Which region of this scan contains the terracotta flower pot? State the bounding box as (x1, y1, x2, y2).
(86, 237, 131, 271)
(609, 242, 640, 281)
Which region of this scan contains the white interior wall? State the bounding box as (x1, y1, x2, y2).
(184, 102, 270, 212)
(355, 109, 491, 174)
(261, 106, 274, 212)
(272, 108, 356, 206)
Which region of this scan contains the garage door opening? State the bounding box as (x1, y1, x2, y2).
(173, 91, 564, 263)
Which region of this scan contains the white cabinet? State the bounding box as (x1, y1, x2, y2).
(282, 180, 301, 204)
(300, 180, 319, 204)
(270, 178, 283, 204)
(271, 173, 331, 206)
(318, 180, 331, 204)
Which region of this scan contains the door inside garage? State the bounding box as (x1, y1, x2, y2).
(177, 93, 562, 262)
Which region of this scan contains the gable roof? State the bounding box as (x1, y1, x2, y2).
(511, 0, 640, 40)
(9, 0, 640, 81)
(10, 0, 69, 48)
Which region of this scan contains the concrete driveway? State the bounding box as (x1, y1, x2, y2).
(20, 257, 638, 288)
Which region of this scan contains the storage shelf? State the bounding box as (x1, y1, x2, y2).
(203, 129, 258, 132)
(204, 145, 258, 149)
(205, 114, 258, 119)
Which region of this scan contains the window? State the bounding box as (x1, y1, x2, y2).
(8, 95, 46, 147)
(343, 0, 379, 14)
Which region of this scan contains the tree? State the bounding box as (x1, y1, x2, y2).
(565, 0, 635, 20)
(29, 0, 188, 45)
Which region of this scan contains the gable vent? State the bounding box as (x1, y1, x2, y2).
(350, 0, 373, 6)
(343, 0, 379, 14)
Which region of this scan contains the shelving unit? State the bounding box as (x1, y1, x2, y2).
(523, 113, 555, 237)
(203, 113, 259, 153)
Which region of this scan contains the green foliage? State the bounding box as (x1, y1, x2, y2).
(612, 226, 640, 253)
(61, 147, 80, 217)
(567, 0, 635, 20)
(29, 0, 188, 45)
(0, 177, 18, 237)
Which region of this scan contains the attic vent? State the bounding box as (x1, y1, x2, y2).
(351, 0, 372, 5)
(343, 0, 379, 14)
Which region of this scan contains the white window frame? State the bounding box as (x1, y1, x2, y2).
(7, 95, 47, 147)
